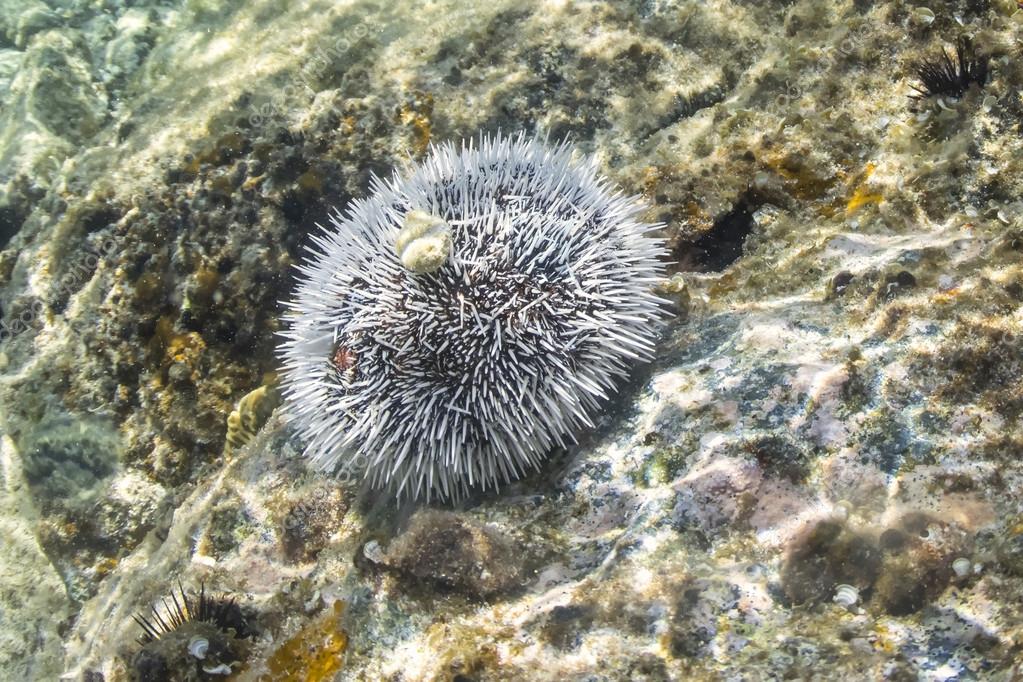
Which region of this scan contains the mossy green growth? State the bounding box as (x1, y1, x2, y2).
(629, 436, 691, 487)
(646, 446, 691, 485)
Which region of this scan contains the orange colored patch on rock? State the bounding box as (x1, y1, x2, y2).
(261, 601, 347, 682)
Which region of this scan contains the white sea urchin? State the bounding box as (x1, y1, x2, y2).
(279, 133, 668, 501)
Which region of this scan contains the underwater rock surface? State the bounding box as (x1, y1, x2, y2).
(2, 0, 1023, 679)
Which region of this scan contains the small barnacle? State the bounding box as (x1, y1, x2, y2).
(910, 36, 989, 101)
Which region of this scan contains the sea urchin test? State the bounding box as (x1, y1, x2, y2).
(279, 134, 667, 501)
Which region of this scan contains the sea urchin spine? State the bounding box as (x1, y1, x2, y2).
(279, 133, 668, 501)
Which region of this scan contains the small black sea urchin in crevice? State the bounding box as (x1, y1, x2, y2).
(131, 583, 251, 681)
(133, 583, 250, 644)
(910, 36, 989, 101)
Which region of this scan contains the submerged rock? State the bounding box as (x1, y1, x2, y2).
(780, 519, 881, 606)
(1, 0, 1023, 679)
(365, 509, 527, 599)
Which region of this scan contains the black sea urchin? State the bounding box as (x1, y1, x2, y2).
(910, 36, 989, 100)
(131, 584, 250, 681)
(133, 583, 246, 645)
(279, 134, 668, 501)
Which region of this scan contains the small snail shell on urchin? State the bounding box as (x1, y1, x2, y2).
(394, 209, 452, 274)
(188, 635, 209, 659)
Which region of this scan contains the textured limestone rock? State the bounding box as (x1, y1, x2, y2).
(1, 0, 1023, 679)
(0, 436, 71, 680)
(367, 509, 527, 598)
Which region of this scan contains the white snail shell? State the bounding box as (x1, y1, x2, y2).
(395, 210, 452, 274)
(187, 635, 210, 660)
(362, 539, 386, 564)
(952, 557, 972, 577)
(833, 584, 859, 608)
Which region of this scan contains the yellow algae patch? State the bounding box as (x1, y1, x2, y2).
(134, 270, 166, 305)
(423, 621, 501, 680)
(242, 173, 266, 191)
(398, 93, 434, 157)
(297, 169, 324, 194)
(166, 331, 205, 365)
(192, 263, 220, 301)
(764, 151, 840, 201)
(147, 315, 207, 386)
(845, 163, 884, 216)
(640, 165, 662, 197)
(165, 331, 206, 388)
(262, 601, 347, 682)
(340, 115, 357, 136)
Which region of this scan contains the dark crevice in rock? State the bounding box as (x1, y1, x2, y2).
(0, 204, 25, 249)
(676, 192, 761, 272)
